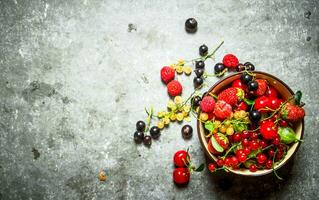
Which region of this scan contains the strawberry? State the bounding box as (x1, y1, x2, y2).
(260, 120, 278, 140)
(253, 79, 268, 96)
(223, 54, 239, 68)
(167, 80, 182, 97)
(217, 87, 244, 106)
(208, 133, 229, 155)
(200, 96, 215, 113)
(280, 103, 305, 122)
(213, 100, 232, 119)
(161, 66, 175, 84)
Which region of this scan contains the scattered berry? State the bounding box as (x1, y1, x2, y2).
(223, 54, 239, 68)
(236, 63, 246, 72)
(240, 73, 252, 84)
(181, 125, 193, 139)
(167, 80, 183, 97)
(193, 77, 204, 88)
(199, 44, 208, 56)
(214, 63, 225, 75)
(185, 18, 198, 33)
(191, 96, 202, 108)
(244, 62, 255, 71)
(249, 110, 261, 123)
(161, 66, 175, 84)
(208, 163, 216, 172)
(143, 135, 152, 146)
(217, 87, 244, 106)
(247, 80, 258, 91)
(173, 168, 190, 185)
(256, 153, 267, 164)
(174, 150, 190, 167)
(249, 164, 257, 172)
(195, 68, 204, 77)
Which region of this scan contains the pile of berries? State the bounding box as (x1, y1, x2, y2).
(173, 150, 204, 186)
(200, 71, 305, 174)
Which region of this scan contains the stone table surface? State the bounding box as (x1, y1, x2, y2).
(0, 0, 318, 199)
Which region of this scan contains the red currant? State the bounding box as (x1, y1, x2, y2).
(230, 156, 239, 167)
(242, 138, 250, 147)
(224, 157, 232, 167)
(272, 137, 281, 146)
(243, 147, 251, 155)
(250, 132, 259, 140)
(216, 159, 224, 167)
(236, 149, 245, 157)
(173, 168, 190, 185)
(265, 160, 273, 169)
(278, 120, 288, 127)
(238, 154, 247, 163)
(208, 163, 217, 172)
(254, 96, 270, 113)
(268, 149, 275, 158)
(249, 164, 257, 172)
(250, 140, 259, 150)
(256, 153, 267, 164)
(242, 130, 251, 139)
(259, 140, 268, 149)
(233, 133, 242, 142)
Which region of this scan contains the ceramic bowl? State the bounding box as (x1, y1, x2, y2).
(197, 71, 304, 176)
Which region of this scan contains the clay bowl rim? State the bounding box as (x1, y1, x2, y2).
(197, 71, 305, 176)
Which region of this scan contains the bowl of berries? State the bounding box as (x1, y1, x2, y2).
(197, 71, 305, 176)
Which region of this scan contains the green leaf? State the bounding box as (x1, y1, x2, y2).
(194, 163, 205, 172)
(278, 126, 299, 144)
(294, 91, 302, 106)
(204, 121, 215, 132)
(210, 135, 224, 153)
(244, 98, 255, 106)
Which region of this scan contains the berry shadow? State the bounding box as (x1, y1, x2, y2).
(206, 155, 295, 199)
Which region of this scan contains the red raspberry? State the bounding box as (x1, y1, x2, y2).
(200, 96, 215, 113)
(161, 66, 175, 84)
(222, 54, 239, 68)
(167, 80, 182, 97)
(213, 100, 232, 119)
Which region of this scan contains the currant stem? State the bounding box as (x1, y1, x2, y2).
(221, 142, 240, 159)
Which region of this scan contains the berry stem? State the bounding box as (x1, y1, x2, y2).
(272, 149, 283, 180)
(221, 142, 240, 159)
(186, 40, 224, 63)
(144, 106, 154, 132)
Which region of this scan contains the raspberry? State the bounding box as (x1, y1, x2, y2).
(200, 96, 215, 113)
(222, 54, 239, 68)
(167, 80, 182, 97)
(160, 66, 175, 84)
(213, 100, 232, 119)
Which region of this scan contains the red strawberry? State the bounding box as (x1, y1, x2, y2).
(260, 120, 278, 140)
(280, 103, 305, 122)
(223, 54, 239, 68)
(217, 87, 244, 106)
(208, 133, 229, 155)
(167, 80, 182, 97)
(161, 66, 175, 84)
(200, 96, 215, 113)
(253, 79, 268, 96)
(213, 100, 232, 119)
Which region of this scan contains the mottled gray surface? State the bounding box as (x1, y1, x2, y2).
(0, 0, 318, 199)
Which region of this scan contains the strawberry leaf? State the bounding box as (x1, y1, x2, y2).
(194, 163, 205, 172)
(204, 121, 215, 132)
(294, 91, 302, 106)
(210, 135, 224, 153)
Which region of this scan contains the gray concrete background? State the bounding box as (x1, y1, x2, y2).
(0, 0, 318, 199)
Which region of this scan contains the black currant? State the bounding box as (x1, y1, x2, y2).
(185, 18, 198, 33)
(199, 44, 208, 56)
(247, 81, 258, 91)
(134, 131, 144, 144)
(194, 68, 204, 77)
(193, 77, 203, 88)
(249, 110, 261, 123)
(214, 63, 225, 74)
(195, 60, 205, 69)
(150, 126, 160, 139)
(191, 96, 202, 108)
(136, 120, 146, 132)
(181, 125, 193, 139)
(240, 73, 253, 84)
(236, 63, 246, 72)
(244, 62, 255, 71)
(143, 135, 152, 146)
